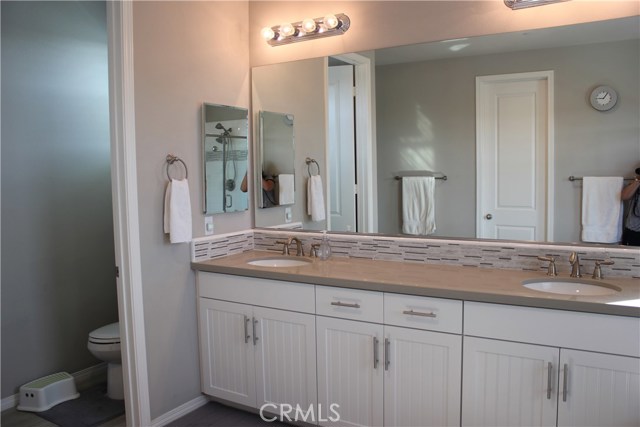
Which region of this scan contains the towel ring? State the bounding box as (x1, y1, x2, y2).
(166, 154, 188, 180)
(305, 157, 320, 177)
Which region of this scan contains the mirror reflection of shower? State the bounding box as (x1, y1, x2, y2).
(215, 122, 237, 193)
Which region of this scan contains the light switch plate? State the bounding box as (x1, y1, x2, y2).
(204, 216, 214, 235)
(285, 207, 292, 223)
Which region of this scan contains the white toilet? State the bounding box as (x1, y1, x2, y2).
(87, 322, 123, 400)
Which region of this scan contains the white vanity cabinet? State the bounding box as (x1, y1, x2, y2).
(463, 302, 640, 427)
(316, 287, 462, 427)
(197, 273, 317, 413)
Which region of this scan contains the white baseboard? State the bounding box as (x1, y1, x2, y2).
(150, 395, 209, 427)
(1, 363, 107, 412)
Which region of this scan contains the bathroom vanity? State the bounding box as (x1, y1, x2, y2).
(192, 250, 640, 427)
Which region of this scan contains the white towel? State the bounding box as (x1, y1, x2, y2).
(307, 175, 326, 222)
(163, 179, 192, 244)
(278, 174, 295, 205)
(402, 176, 436, 235)
(581, 176, 623, 243)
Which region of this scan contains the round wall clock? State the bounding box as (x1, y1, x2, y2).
(590, 85, 618, 111)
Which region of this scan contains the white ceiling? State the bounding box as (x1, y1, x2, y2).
(374, 16, 640, 65)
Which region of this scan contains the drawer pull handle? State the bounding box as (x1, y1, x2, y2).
(252, 318, 259, 346)
(331, 301, 361, 309)
(373, 337, 379, 369)
(384, 338, 391, 371)
(562, 363, 568, 402)
(244, 315, 251, 344)
(547, 362, 553, 399)
(402, 309, 437, 318)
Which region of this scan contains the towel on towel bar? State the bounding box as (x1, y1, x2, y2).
(307, 175, 326, 222)
(402, 176, 436, 235)
(278, 174, 295, 205)
(163, 178, 192, 244)
(581, 176, 623, 243)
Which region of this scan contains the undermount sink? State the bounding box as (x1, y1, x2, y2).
(522, 278, 621, 296)
(247, 256, 312, 268)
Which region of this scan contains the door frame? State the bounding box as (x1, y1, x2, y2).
(475, 71, 555, 242)
(107, 2, 151, 426)
(327, 53, 377, 233)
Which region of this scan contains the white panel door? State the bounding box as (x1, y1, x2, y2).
(462, 337, 559, 427)
(558, 349, 640, 427)
(317, 316, 384, 427)
(384, 325, 462, 427)
(477, 73, 550, 241)
(328, 65, 357, 232)
(253, 306, 317, 412)
(198, 298, 256, 406)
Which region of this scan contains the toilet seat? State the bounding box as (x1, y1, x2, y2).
(89, 322, 120, 344)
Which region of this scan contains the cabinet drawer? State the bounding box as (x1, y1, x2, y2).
(316, 286, 383, 323)
(197, 272, 315, 314)
(384, 293, 462, 334)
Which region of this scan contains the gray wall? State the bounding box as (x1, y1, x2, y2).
(376, 39, 640, 242)
(1, 1, 117, 398)
(131, 1, 250, 418)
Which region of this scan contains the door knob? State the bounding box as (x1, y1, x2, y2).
(485, 214, 493, 220)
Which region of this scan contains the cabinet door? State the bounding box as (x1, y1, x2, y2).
(384, 325, 462, 427)
(558, 349, 640, 427)
(198, 298, 256, 406)
(462, 337, 558, 427)
(253, 306, 317, 412)
(317, 316, 384, 427)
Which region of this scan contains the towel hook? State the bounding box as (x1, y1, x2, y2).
(305, 157, 320, 177)
(166, 154, 188, 180)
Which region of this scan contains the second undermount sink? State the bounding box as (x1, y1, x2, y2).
(522, 278, 621, 296)
(247, 256, 312, 268)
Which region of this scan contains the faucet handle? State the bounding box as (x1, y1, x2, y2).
(275, 240, 290, 255)
(310, 243, 320, 258)
(592, 259, 615, 279)
(537, 256, 558, 276)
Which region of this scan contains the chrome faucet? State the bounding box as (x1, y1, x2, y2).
(569, 252, 582, 278)
(276, 236, 305, 257)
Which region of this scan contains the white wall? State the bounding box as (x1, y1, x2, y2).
(131, 1, 250, 418)
(1, 1, 117, 398)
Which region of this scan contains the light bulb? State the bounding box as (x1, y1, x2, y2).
(279, 22, 296, 37)
(301, 18, 317, 33)
(261, 27, 275, 41)
(323, 14, 339, 29)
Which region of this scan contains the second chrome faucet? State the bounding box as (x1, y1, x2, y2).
(538, 252, 614, 279)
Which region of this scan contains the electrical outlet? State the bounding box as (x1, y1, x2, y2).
(204, 216, 214, 235)
(285, 207, 292, 223)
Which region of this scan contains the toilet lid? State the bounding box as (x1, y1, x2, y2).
(89, 322, 120, 343)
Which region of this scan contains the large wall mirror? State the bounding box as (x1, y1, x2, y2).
(251, 16, 640, 245)
(202, 103, 249, 214)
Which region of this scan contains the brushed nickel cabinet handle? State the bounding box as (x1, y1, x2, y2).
(384, 338, 391, 371)
(402, 309, 437, 318)
(547, 362, 553, 399)
(562, 363, 568, 402)
(331, 301, 361, 309)
(252, 318, 259, 346)
(373, 337, 379, 369)
(244, 315, 250, 344)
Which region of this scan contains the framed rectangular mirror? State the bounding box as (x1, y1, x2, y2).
(202, 103, 248, 214)
(257, 110, 295, 208)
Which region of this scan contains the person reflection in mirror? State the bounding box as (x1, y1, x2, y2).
(240, 172, 276, 207)
(621, 168, 640, 246)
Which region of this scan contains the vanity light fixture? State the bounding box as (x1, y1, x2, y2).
(261, 13, 350, 47)
(504, 0, 569, 9)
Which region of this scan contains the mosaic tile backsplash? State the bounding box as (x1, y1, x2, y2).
(193, 229, 640, 279)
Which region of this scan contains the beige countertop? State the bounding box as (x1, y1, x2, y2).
(192, 250, 640, 318)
